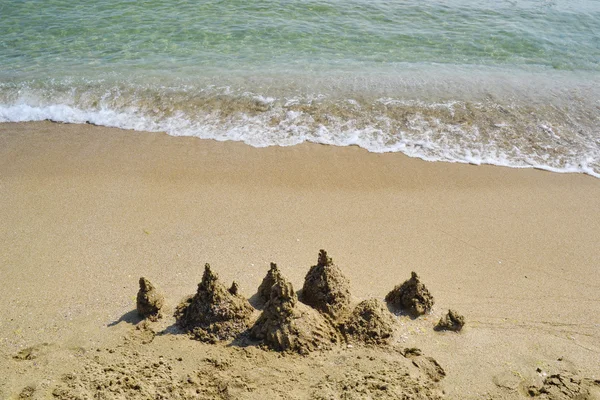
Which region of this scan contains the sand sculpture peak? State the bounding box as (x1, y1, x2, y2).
(251, 274, 339, 354)
(300, 249, 351, 318)
(175, 263, 254, 343)
(136, 277, 164, 321)
(385, 271, 434, 317)
(257, 262, 284, 303)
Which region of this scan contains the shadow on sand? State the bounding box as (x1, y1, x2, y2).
(107, 310, 143, 327)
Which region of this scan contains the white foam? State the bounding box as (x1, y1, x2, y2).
(0, 101, 598, 179)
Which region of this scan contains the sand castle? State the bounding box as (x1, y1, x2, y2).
(251, 275, 340, 354)
(339, 299, 395, 345)
(163, 251, 460, 354)
(300, 249, 351, 318)
(435, 309, 465, 332)
(136, 277, 164, 321)
(257, 262, 284, 303)
(175, 264, 254, 343)
(385, 271, 434, 317)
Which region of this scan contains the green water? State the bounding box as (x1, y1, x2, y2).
(2, 0, 599, 75)
(0, 0, 599, 176)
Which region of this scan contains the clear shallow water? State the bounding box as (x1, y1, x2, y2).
(1, 0, 599, 176)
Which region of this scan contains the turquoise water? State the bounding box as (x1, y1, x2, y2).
(1, 0, 599, 176)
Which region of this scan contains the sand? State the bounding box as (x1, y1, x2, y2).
(386, 271, 435, 317)
(300, 250, 352, 318)
(0, 121, 599, 399)
(136, 277, 165, 321)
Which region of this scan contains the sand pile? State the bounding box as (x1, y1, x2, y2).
(136, 277, 164, 321)
(133, 253, 451, 356)
(175, 264, 254, 343)
(311, 352, 445, 400)
(385, 272, 434, 317)
(403, 348, 446, 383)
(338, 299, 395, 345)
(527, 372, 600, 400)
(251, 275, 340, 354)
(49, 330, 445, 400)
(51, 358, 185, 400)
(435, 309, 465, 332)
(257, 262, 284, 303)
(300, 249, 351, 318)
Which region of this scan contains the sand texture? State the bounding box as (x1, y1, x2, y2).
(338, 299, 395, 345)
(175, 264, 254, 343)
(386, 271, 435, 317)
(136, 277, 165, 321)
(1, 121, 600, 399)
(300, 250, 352, 319)
(435, 309, 465, 332)
(250, 275, 340, 354)
(257, 263, 284, 303)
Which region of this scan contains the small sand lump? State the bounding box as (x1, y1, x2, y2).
(257, 262, 284, 302)
(339, 299, 395, 345)
(175, 264, 254, 343)
(300, 249, 351, 318)
(136, 277, 164, 320)
(385, 272, 434, 317)
(229, 281, 240, 296)
(435, 309, 465, 332)
(251, 275, 340, 354)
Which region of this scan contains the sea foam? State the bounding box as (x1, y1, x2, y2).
(1, 91, 598, 179)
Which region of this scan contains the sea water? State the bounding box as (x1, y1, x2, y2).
(1, 0, 598, 176)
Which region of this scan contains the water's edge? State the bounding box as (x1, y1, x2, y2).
(2, 102, 597, 179)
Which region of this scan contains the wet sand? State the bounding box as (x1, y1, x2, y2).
(1, 121, 599, 399)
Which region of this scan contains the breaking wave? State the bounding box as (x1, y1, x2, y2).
(1, 79, 598, 178)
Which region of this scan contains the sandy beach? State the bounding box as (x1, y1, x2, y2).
(0, 121, 599, 399)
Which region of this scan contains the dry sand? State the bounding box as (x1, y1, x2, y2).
(0, 121, 599, 399)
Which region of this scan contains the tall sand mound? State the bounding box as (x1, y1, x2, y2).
(136, 277, 164, 321)
(257, 262, 284, 303)
(339, 299, 395, 345)
(385, 272, 434, 317)
(300, 249, 351, 318)
(175, 264, 254, 343)
(251, 275, 340, 354)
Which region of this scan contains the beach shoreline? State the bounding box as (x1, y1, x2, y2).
(1, 121, 599, 399)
